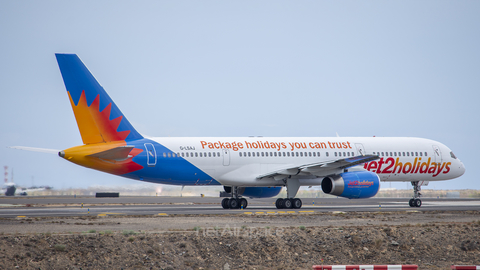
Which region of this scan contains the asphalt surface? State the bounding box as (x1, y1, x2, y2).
(1, 196, 479, 218)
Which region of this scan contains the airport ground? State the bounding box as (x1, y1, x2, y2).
(0, 197, 479, 269)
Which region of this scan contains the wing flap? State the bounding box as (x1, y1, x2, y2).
(257, 154, 379, 179)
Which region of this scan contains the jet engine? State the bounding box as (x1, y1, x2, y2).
(321, 171, 380, 199)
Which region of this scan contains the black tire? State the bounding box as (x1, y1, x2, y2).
(414, 199, 422, 207)
(409, 198, 415, 207)
(293, 198, 302, 209)
(229, 198, 239, 209)
(222, 198, 230, 209)
(284, 198, 293, 209)
(239, 198, 248, 209)
(275, 198, 284, 209)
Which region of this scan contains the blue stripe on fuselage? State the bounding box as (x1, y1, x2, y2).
(123, 139, 221, 186)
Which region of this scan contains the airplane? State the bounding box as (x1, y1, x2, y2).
(12, 54, 466, 209)
(1, 183, 49, 196)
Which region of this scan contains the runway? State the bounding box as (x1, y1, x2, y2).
(1, 196, 479, 218)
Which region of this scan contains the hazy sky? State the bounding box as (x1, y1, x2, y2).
(1, 1, 479, 191)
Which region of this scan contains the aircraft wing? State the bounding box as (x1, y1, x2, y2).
(257, 154, 379, 180)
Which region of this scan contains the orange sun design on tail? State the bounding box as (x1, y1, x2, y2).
(69, 90, 130, 145)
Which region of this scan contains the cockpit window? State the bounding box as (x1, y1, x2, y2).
(450, 151, 457, 159)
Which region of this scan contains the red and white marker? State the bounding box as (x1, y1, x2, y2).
(312, 266, 418, 270)
(451, 266, 480, 270)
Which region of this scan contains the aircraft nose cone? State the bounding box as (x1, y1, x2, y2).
(456, 160, 466, 177)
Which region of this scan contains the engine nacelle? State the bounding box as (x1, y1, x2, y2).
(321, 171, 380, 199)
(223, 186, 282, 198)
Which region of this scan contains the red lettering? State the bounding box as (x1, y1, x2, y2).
(443, 162, 451, 174)
(414, 158, 422, 173)
(382, 158, 395, 174)
(367, 161, 378, 172)
(377, 158, 385, 173)
(433, 162, 446, 177)
(393, 158, 403, 173)
(403, 162, 412, 174)
(419, 158, 431, 173)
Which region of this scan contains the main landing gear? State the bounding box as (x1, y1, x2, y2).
(221, 186, 248, 209)
(275, 178, 303, 209)
(409, 181, 422, 207)
(221, 197, 248, 209)
(275, 198, 302, 209)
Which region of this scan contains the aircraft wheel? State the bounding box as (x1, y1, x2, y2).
(275, 198, 284, 209)
(239, 198, 248, 209)
(293, 198, 302, 209)
(284, 198, 293, 209)
(221, 198, 230, 209)
(414, 199, 422, 207)
(229, 198, 239, 209)
(409, 198, 415, 207)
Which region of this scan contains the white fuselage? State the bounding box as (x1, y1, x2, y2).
(147, 136, 465, 187)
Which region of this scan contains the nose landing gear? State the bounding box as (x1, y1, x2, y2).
(409, 181, 422, 207)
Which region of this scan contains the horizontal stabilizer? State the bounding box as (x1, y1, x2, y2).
(9, 146, 59, 154)
(87, 146, 134, 161)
